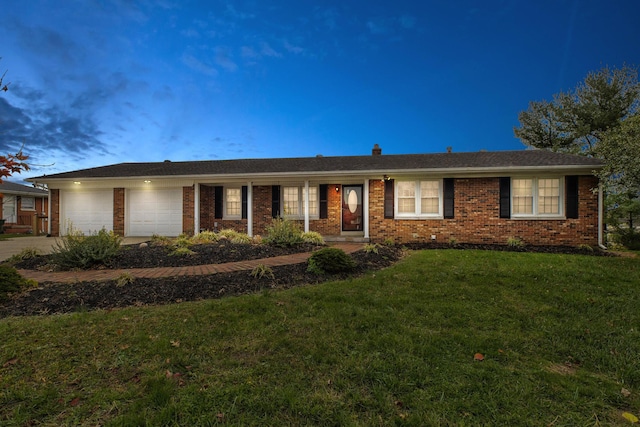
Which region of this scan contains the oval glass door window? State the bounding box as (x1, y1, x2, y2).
(347, 189, 358, 213)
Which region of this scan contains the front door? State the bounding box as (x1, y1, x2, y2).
(341, 185, 363, 232)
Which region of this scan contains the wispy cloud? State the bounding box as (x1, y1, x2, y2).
(214, 47, 238, 72)
(260, 42, 282, 58)
(181, 53, 218, 76)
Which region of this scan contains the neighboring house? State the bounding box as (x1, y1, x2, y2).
(0, 181, 49, 234)
(28, 146, 604, 246)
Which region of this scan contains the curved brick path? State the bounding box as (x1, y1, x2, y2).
(18, 243, 363, 284)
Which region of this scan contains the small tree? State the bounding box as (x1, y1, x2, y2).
(514, 65, 640, 248)
(0, 63, 30, 182)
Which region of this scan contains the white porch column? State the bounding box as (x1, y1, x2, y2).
(247, 182, 253, 237)
(47, 188, 52, 236)
(304, 180, 310, 233)
(363, 179, 369, 239)
(194, 182, 200, 235)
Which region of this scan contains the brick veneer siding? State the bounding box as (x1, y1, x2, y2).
(368, 176, 599, 246)
(198, 184, 343, 236)
(50, 189, 60, 236)
(113, 188, 125, 236)
(183, 186, 195, 235)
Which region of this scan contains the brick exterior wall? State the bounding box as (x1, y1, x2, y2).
(113, 188, 125, 236)
(182, 186, 195, 235)
(46, 176, 600, 246)
(367, 176, 599, 246)
(50, 189, 60, 236)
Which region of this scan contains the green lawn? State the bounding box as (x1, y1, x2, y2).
(1, 250, 639, 426)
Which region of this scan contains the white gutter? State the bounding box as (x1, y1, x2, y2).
(26, 164, 602, 185)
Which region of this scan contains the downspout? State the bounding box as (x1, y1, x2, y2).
(598, 182, 607, 249)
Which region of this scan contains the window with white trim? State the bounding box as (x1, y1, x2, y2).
(21, 197, 35, 210)
(282, 186, 318, 218)
(512, 178, 562, 217)
(225, 187, 241, 218)
(396, 180, 442, 217)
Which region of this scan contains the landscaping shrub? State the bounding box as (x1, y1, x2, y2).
(264, 218, 304, 247)
(0, 265, 34, 302)
(251, 264, 275, 280)
(150, 234, 172, 246)
(301, 231, 325, 245)
(364, 243, 380, 254)
(614, 228, 640, 250)
(191, 230, 220, 244)
(5, 247, 41, 264)
(218, 229, 253, 244)
(307, 247, 356, 275)
(51, 228, 122, 269)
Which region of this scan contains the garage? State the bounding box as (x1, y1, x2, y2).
(127, 188, 183, 236)
(61, 189, 114, 235)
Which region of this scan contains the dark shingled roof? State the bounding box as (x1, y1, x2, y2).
(0, 181, 48, 195)
(31, 150, 603, 180)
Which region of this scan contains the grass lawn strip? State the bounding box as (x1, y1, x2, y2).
(1, 249, 639, 425)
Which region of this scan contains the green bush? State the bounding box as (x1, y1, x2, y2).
(264, 218, 304, 247)
(307, 247, 356, 275)
(218, 229, 252, 244)
(251, 264, 275, 280)
(0, 265, 35, 302)
(614, 228, 640, 250)
(301, 231, 325, 245)
(5, 247, 42, 264)
(191, 231, 220, 244)
(52, 228, 122, 269)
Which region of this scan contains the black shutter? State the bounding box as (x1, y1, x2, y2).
(319, 184, 328, 219)
(241, 186, 248, 219)
(566, 176, 579, 219)
(384, 179, 394, 219)
(499, 177, 511, 219)
(443, 178, 455, 219)
(214, 186, 223, 219)
(272, 185, 280, 218)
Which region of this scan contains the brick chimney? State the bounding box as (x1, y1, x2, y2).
(372, 144, 382, 155)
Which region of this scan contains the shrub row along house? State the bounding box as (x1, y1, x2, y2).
(28, 145, 604, 246)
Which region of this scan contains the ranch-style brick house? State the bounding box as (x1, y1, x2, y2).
(28, 146, 605, 247)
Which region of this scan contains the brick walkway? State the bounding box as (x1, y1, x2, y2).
(18, 243, 364, 284)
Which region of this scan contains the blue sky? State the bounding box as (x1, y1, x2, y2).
(1, 0, 639, 180)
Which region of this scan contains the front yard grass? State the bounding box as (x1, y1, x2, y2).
(1, 249, 639, 426)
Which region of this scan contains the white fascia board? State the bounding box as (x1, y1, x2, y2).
(28, 164, 601, 188)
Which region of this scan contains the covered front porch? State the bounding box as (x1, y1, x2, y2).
(193, 179, 371, 240)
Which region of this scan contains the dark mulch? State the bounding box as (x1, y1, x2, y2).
(2, 241, 614, 318)
(402, 242, 614, 256)
(13, 241, 322, 271)
(1, 245, 402, 318)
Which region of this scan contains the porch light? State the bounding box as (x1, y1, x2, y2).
(335, 185, 339, 192)
(73, 181, 81, 185)
(144, 180, 151, 183)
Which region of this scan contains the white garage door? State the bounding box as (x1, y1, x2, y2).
(61, 189, 114, 235)
(128, 188, 183, 236)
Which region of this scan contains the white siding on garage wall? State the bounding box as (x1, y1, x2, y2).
(61, 189, 114, 235)
(127, 188, 183, 236)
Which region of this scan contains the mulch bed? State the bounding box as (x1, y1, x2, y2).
(1, 241, 614, 318)
(1, 244, 402, 318)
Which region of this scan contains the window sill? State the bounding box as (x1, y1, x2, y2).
(511, 215, 565, 220)
(395, 215, 443, 220)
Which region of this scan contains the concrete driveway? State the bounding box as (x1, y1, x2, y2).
(0, 235, 151, 261)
